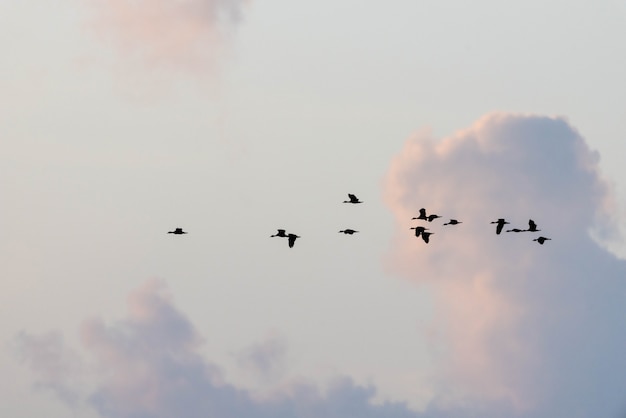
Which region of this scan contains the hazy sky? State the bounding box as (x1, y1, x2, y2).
(3, 1, 626, 417)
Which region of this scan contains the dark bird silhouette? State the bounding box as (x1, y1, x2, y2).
(168, 228, 187, 235)
(421, 231, 434, 244)
(491, 219, 509, 235)
(339, 229, 359, 235)
(271, 229, 288, 238)
(427, 214, 441, 222)
(343, 194, 362, 204)
(527, 219, 540, 232)
(287, 233, 300, 248)
(533, 236, 551, 245)
(506, 228, 525, 233)
(412, 208, 428, 221)
(443, 219, 461, 226)
(410, 226, 429, 237)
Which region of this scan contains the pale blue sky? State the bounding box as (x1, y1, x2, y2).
(2, 1, 626, 417)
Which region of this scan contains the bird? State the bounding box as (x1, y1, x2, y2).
(421, 231, 434, 243)
(533, 236, 551, 245)
(427, 214, 442, 222)
(412, 208, 428, 221)
(168, 228, 187, 235)
(506, 228, 525, 233)
(443, 219, 461, 226)
(526, 219, 540, 232)
(410, 226, 429, 237)
(343, 194, 362, 204)
(490, 219, 509, 235)
(287, 233, 300, 248)
(271, 229, 288, 238)
(339, 229, 359, 235)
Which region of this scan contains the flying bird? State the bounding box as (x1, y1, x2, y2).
(167, 228, 187, 235)
(410, 226, 429, 237)
(526, 219, 540, 232)
(339, 229, 359, 235)
(443, 219, 462, 226)
(412, 208, 428, 221)
(533, 236, 551, 245)
(421, 231, 434, 243)
(271, 229, 288, 238)
(490, 219, 509, 235)
(287, 233, 300, 248)
(343, 194, 363, 204)
(427, 214, 442, 222)
(506, 228, 525, 233)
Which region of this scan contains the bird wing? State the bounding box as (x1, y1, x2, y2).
(288, 235, 297, 247)
(348, 194, 358, 202)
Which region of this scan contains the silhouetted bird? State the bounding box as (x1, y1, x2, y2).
(533, 236, 551, 245)
(491, 219, 509, 235)
(410, 226, 429, 237)
(168, 228, 187, 235)
(506, 228, 525, 233)
(287, 233, 300, 248)
(443, 219, 461, 226)
(343, 194, 363, 204)
(527, 219, 540, 232)
(339, 229, 359, 235)
(412, 208, 428, 221)
(271, 229, 288, 238)
(427, 214, 441, 222)
(421, 231, 434, 244)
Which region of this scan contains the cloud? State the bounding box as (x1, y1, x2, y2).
(87, 0, 248, 78)
(236, 332, 288, 382)
(384, 112, 626, 417)
(18, 279, 426, 418)
(16, 331, 84, 406)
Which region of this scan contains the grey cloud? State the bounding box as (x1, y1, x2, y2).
(18, 280, 431, 418)
(16, 331, 84, 406)
(236, 333, 287, 382)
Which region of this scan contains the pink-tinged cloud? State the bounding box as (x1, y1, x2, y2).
(88, 0, 248, 75)
(384, 112, 626, 417)
(18, 280, 425, 418)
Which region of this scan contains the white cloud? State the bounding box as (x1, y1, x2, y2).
(384, 112, 626, 417)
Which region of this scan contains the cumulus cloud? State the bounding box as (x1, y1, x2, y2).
(88, 0, 248, 77)
(18, 279, 424, 418)
(384, 112, 626, 417)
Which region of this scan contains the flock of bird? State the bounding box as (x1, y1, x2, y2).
(167, 194, 552, 248)
(267, 194, 363, 248)
(409, 207, 552, 245)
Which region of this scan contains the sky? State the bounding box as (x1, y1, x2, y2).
(2, 1, 626, 417)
